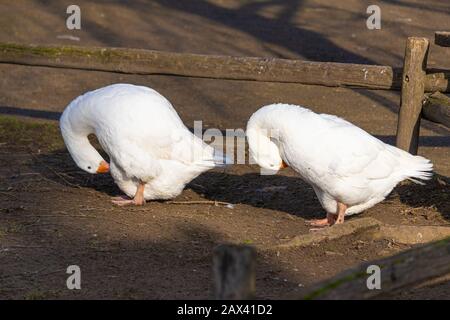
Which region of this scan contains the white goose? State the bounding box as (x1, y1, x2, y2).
(246, 104, 433, 227)
(60, 83, 225, 205)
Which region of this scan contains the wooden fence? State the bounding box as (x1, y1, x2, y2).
(214, 237, 450, 300)
(0, 33, 448, 155)
(0, 42, 448, 92)
(396, 34, 450, 154)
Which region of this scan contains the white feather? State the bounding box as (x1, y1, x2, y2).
(60, 83, 224, 200)
(246, 104, 433, 215)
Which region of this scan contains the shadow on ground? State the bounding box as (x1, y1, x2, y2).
(152, 0, 375, 63)
(0, 211, 306, 299)
(28, 147, 450, 223)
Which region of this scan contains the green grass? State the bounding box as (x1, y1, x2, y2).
(0, 221, 26, 235)
(24, 289, 59, 300)
(0, 42, 124, 63)
(0, 115, 63, 151)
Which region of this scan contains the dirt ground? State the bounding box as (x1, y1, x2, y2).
(0, 0, 449, 299)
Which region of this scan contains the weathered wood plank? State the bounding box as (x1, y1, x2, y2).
(277, 217, 450, 249)
(275, 217, 381, 249)
(396, 37, 430, 154)
(426, 68, 450, 93)
(213, 244, 256, 300)
(376, 224, 450, 245)
(299, 237, 450, 300)
(435, 31, 450, 47)
(422, 92, 450, 128)
(0, 43, 448, 92)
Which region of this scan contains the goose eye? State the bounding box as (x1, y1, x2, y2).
(87, 166, 92, 170)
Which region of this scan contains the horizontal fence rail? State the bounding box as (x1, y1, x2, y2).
(435, 31, 450, 47)
(0, 43, 448, 92)
(299, 236, 450, 300)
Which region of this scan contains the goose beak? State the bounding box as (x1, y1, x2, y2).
(96, 160, 110, 173)
(280, 160, 288, 169)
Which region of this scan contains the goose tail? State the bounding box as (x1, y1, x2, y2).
(403, 154, 433, 185)
(194, 144, 232, 169)
(212, 148, 232, 168)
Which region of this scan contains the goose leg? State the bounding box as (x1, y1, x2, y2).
(306, 212, 337, 227)
(335, 202, 347, 224)
(306, 202, 348, 229)
(111, 181, 146, 206)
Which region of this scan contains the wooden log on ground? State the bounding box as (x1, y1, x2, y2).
(299, 237, 450, 300)
(276, 217, 450, 249)
(435, 31, 450, 47)
(376, 224, 450, 245)
(0, 43, 448, 92)
(213, 244, 256, 300)
(396, 37, 430, 155)
(275, 217, 381, 249)
(422, 92, 450, 128)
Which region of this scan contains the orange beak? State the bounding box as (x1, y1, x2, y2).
(280, 160, 288, 169)
(96, 160, 110, 173)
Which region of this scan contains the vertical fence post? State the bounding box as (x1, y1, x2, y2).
(396, 37, 430, 155)
(213, 244, 256, 300)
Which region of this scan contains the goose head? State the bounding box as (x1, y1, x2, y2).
(246, 128, 288, 172)
(60, 104, 110, 175)
(64, 136, 110, 174)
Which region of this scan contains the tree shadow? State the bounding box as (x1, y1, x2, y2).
(352, 89, 450, 137)
(375, 134, 450, 148)
(29, 0, 450, 142)
(382, 0, 450, 15)
(190, 169, 450, 222)
(190, 170, 322, 219)
(152, 0, 376, 64)
(0, 207, 306, 299)
(394, 173, 450, 222)
(0, 106, 62, 121)
(26, 143, 450, 223)
(35, 0, 129, 47)
(26, 146, 120, 198)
